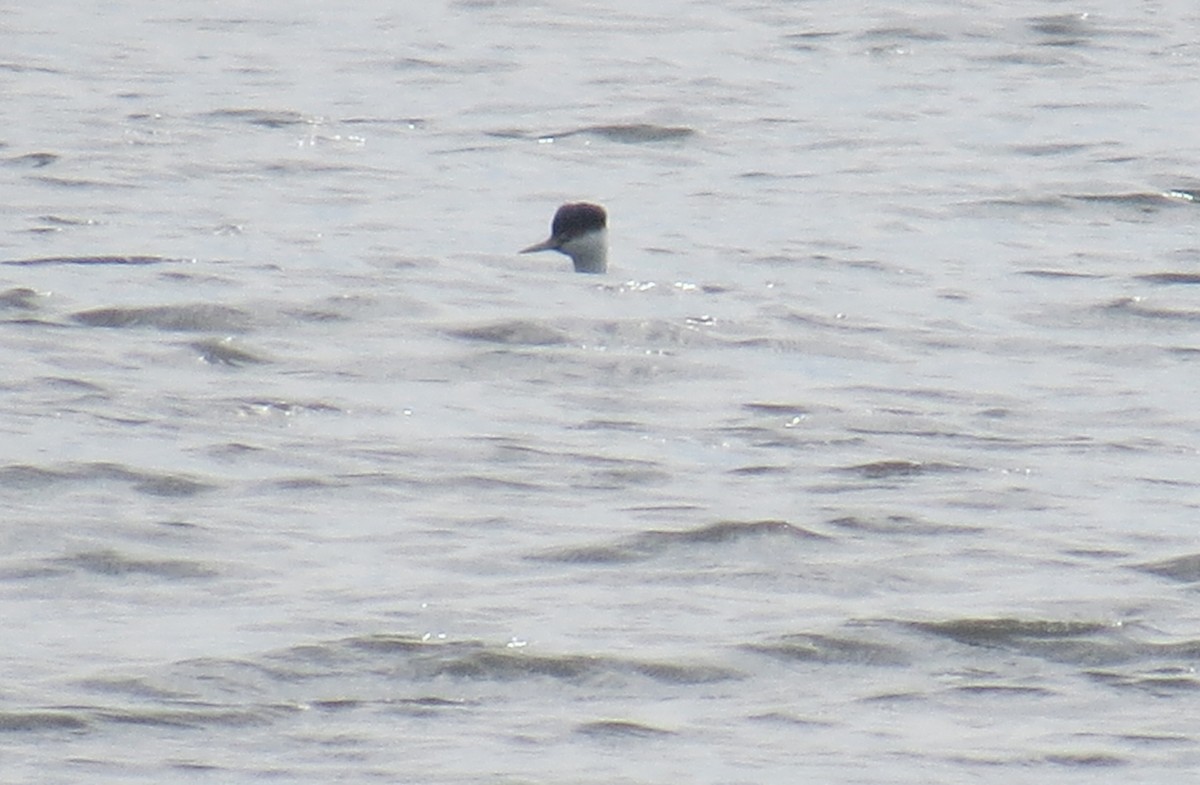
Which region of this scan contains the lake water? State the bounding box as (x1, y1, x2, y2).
(2, 1, 1199, 783)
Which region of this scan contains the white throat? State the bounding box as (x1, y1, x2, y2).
(560, 228, 608, 274)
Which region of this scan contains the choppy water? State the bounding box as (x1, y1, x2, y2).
(3, 1, 1200, 783)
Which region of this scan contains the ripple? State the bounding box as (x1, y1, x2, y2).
(575, 719, 673, 738)
(908, 618, 1115, 645)
(71, 304, 254, 332)
(1099, 297, 1200, 323)
(1028, 13, 1096, 45)
(95, 707, 277, 729)
(1086, 667, 1200, 696)
(837, 460, 971, 480)
(1132, 553, 1200, 582)
(1, 152, 59, 168)
(1066, 191, 1199, 212)
(2, 255, 182, 266)
(1018, 269, 1106, 280)
(1133, 272, 1200, 285)
(313, 635, 741, 685)
(55, 549, 218, 579)
(200, 108, 316, 128)
(448, 319, 569, 346)
(0, 287, 40, 310)
(0, 711, 88, 732)
(744, 632, 909, 666)
(903, 618, 1157, 667)
(492, 123, 696, 144)
(189, 338, 270, 366)
(568, 123, 696, 144)
(0, 462, 214, 497)
(1039, 751, 1127, 768)
(531, 519, 827, 564)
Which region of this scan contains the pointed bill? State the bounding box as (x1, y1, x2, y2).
(519, 237, 558, 254)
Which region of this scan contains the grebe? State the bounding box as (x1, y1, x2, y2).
(520, 202, 608, 274)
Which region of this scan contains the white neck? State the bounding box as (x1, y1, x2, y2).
(561, 228, 608, 274)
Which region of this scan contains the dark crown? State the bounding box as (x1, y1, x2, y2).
(551, 202, 607, 240)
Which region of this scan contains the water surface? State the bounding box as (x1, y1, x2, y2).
(2, 1, 1199, 782)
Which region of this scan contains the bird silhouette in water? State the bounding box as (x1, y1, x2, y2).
(520, 202, 608, 274)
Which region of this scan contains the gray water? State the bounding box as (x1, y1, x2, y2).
(3, 1, 1200, 783)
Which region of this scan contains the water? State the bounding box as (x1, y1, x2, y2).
(2, 1, 1199, 782)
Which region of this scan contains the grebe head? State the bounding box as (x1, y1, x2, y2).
(520, 202, 608, 274)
